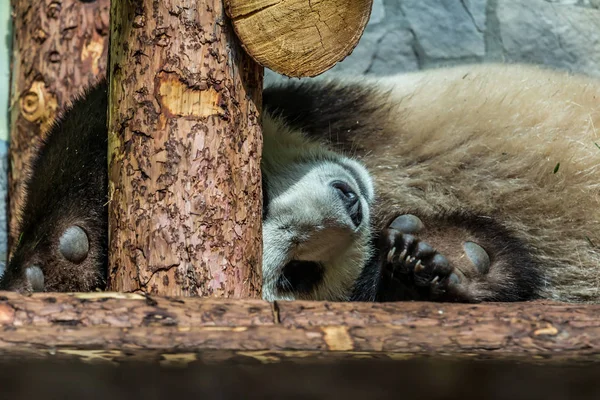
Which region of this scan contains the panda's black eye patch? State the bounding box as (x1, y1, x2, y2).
(331, 180, 362, 226)
(58, 226, 89, 263)
(331, 180, 358, 202)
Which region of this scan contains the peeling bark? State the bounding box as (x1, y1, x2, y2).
(107, 0, 263, 297)
(0, 293, 598, 364)
(8, 0, 110, 253)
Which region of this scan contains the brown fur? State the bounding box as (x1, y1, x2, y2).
(371, 65, 600, 302)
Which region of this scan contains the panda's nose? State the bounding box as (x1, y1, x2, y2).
(331, 180, 362, 227)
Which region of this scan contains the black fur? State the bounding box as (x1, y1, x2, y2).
(263, 80, 389, 151)
(0, 80, 109, 292)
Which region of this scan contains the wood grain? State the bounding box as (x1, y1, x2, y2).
(225, 0, 373, 77)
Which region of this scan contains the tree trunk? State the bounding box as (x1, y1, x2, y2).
(107, 0, 263, 297)
(8, 0, 110, 254)
(0, 292, 598, 364)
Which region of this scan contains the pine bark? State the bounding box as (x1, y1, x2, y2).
(8, 0, 110, 253)
(107, 0, 263, 297)
(0, 293, 598, 364)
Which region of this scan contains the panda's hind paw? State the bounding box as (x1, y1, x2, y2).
(381, 226, 454, 297)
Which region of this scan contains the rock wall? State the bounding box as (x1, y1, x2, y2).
(0, 4, 10, 271)
(265, 0, 600, 84)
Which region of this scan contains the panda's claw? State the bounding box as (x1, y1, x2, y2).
(398, 249, 407, 263)
(414, 260, 424, 273)
(386, 247, 396, 263)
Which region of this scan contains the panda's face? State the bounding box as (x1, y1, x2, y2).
(262, 157, 374, 301)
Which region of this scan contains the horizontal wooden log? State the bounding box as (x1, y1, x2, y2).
(0, 291, 599, 365)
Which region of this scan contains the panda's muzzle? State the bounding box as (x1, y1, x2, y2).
(331, 180, 363, 227)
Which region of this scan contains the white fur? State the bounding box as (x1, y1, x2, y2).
(261, 116, 374, 301)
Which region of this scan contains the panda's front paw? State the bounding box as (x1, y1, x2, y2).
(380, 221, 454, 300)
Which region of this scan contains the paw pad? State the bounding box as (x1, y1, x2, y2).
(379, 214, 496, 302)
(389, 214, 424, 234)
(463, 241, 490, 274)
(449, 273, 460, 284)
(26, 265, 45, 292)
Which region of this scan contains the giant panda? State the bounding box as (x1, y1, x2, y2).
(263, 63, 600, 304)
(1, 63, 599, 305)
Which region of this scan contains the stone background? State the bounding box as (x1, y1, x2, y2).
(0, 2, 10, 272)
(265, 0, 600, 85)
(1, 0, 599, 270)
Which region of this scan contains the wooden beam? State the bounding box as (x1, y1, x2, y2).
(0, 292, 598, 364)
(106, 0, 263, 297)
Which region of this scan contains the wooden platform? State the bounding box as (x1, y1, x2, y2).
(0, 292, 599, 365)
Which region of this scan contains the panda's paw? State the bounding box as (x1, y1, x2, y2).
(381, 223, 454, 299)
(377, 213, 534, 303)
(381, 214, 497, 302)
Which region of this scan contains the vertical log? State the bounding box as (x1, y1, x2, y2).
(8, 0, 110, 253)
(107, 0, 263, 297)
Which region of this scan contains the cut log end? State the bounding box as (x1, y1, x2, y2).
(225, 0, 373, 77)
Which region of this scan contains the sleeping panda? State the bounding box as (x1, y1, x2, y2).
(2, 63, 599, 305)
(263, 63, 600, 303)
